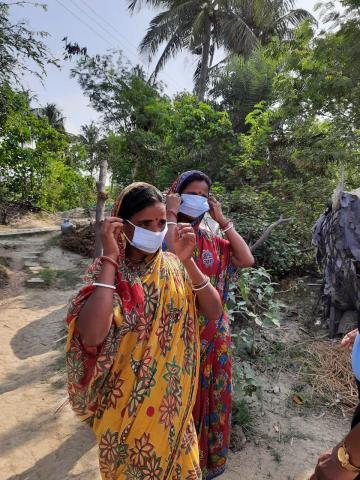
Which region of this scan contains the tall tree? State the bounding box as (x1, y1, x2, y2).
(210, 49, 276, 132)
(79, 122, 102, 175)
(71, 52, 162, 130)
(0, 2, 57, 84)
(129, 0, 314, 100)
(35, 103, 66, 132)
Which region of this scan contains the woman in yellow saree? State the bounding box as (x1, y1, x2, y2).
(66, 183, 223, 480)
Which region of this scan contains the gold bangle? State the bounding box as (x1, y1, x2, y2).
(337, 442, 360, 473)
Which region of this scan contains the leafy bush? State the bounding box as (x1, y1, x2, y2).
(0, 85, 96, 212)
(228, 267, 281, 355)
(229, 267, 282, 407)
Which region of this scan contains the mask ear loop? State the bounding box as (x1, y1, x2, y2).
(203, 214, 219, 235)
(190, 212, 206, 227)
(122, 219, 135, 248)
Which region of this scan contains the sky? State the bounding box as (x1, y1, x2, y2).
(9, 0, 323, 134)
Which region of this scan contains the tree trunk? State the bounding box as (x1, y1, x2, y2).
(94, 157, 108, 258)
(197, 18, 211, 102)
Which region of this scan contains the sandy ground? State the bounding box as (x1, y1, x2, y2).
(0, 212, 60, 232)
(0, 233, 351, 480)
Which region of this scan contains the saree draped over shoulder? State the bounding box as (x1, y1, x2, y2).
(167, 171, 234, 480)
(66, 250, 201, 480)
(191, 229, 233, 480)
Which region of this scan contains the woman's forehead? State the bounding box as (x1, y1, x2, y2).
(131, 202, 166, 220)
(182, 180, 209, 193)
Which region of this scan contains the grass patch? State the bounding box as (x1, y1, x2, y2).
(270, 448, 282, 464)
(0, 264, 10, 288)
(56, 269, 82, 287)
(232, 399, 253, 432)
(39, 267, 57, 286)
(39, 267, 82, 289)
(45, 234, 61, 248)
(258, 335, 357, 415)
(0, 256, 11, 268)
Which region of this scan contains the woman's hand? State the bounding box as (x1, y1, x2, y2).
(100, 217, 124, 260)
(309, 447, 358, 480)
(174, 223, 196, 263)
(208, 195, 228, 227)
(166, 193, 181, 220)
(341, 329, 358, 351)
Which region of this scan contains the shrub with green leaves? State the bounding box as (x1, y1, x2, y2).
(228, 267, 281, 355)
(228, 267, 282, 410)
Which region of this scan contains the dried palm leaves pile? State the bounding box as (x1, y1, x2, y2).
(299, 340, 358, 415)
(60, 223, 95, 258)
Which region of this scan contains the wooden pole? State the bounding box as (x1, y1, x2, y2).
(94, 157, 108, 258)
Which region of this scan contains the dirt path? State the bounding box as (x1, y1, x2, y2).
(0, 234, 352, 480)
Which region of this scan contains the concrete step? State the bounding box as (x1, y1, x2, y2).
(29, 266, 43, 273)
(0, 227, 59, 238)
(24, 261, 41, 268)
(26, 277, 45, 286)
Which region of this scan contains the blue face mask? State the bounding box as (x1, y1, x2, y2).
(125, 220, 168, 254)
(179, 194, 209, 219)
(352, 332, 360, 381)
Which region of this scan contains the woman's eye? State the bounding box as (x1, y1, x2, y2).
(160, 220, 167, 226)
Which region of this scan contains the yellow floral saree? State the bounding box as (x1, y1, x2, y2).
(66, 241, 201, 480)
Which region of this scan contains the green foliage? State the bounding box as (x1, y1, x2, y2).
(35, 103, 65, 132)
(232, 360, 263, 403)
(0, 2, 57, 85)
(108, 93, 238, 188)
(129, 0, 313, 98)
(67, 6, 360, 280)
(72, 53, 240, 187)
(71, 53, 164, 131)
(231, 399, 252, 431)
(0, 264, 10, 288)
(78, 122, 102, 174)
(229, 267, 281, 356)
(159, 94, 237, 184)
(0, 84, 95, 212)
(108, 129, 167, 186)
(230, 267, 282, 408)
(210, 50, 276, 132)
(39, 267, 82, 289)
(40, 161, 95, 211)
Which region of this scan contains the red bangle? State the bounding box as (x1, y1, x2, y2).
(167, 209, 178, 219)
(100, 256, 118, 269)
(220, 219, 231, 230)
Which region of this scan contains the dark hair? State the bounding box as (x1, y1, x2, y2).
(178, 171, 212, 194)
(119, 185, 164, 220)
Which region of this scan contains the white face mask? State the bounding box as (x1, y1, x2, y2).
(179, 194, 209, 219)
(125, 220, 168, 254)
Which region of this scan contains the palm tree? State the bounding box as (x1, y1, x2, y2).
(79, 122, 102, 175)
(129, 0, 315, 101)
(37, 103, 66, 132)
